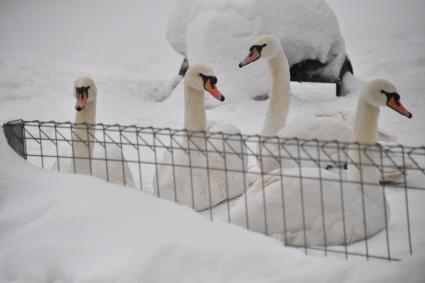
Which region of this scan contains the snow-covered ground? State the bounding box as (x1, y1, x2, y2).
(1, 130, 425, 282)
(1, 0, 425, 281)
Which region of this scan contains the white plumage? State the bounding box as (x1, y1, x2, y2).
(153, 65, 248, 211)
(241, 35, 409, 184)
(229, 78, 413, 246)
(52, 77, 134, 187)
(230, 167, 389, 246)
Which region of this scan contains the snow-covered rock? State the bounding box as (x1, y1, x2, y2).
(166, 0, 348, 101)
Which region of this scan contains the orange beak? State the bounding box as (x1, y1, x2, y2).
(204, 78, 225, 101)
(239, 48, 261, 68)
(75, 94, 88, 111)
(387, 96, 412, 119)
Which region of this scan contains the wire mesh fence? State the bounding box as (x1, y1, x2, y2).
(3, 119, 425, 261)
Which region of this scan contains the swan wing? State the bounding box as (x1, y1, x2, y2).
(281, 116, 352, 142)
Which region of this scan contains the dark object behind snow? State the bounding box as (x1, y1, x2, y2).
(177, 56, 354, 97)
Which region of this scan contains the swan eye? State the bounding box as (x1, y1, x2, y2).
(75, 86, 90, 97)
(199, 74, 217, 86)
(381, 90, 399, 101)
(249, 44, 267, 54)
(393, 93, 400, 100)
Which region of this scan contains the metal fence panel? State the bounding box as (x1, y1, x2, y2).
(3, 119, 425, 261)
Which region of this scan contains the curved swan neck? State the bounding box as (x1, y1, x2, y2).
(261, 49, 291, 136)
(184, 85, 207, 132)
(348, 93, 380, 184)
(352, 95, 379, 144)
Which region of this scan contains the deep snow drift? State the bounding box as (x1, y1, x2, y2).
(1, 127, 425, 282)
(167, 0, 347, 101)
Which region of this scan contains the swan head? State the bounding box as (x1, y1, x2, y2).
(364, 79, 412, 119)
(184, 64, 225, 101)
(239, 34, 282, 68)
(74, 76, 97, 112)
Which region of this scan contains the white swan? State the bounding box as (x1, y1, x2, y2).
(239, 35, 407, 183)
(239, 35, 349, 172)
(229, 79, 412, 246)
(153, 64, 248, 211)
(52, 77, 135, 187)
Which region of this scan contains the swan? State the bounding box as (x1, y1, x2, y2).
(153, 64, 248, 211)
(239, 35, 407, 183)
(228, 79, 412, 246)
(239, 35, 349, 172)
(52, 77, 135, 187)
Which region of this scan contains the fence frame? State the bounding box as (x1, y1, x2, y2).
(3, 119, 424, 261)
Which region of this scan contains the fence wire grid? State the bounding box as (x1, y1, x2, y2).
(3, 119, 425, 261)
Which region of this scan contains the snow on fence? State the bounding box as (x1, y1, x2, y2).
(3, 119, 425, 261)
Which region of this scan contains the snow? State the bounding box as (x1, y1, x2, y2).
(153, 125, 248, 211)
(1, 125, 425, 282)
(0, 0, 423, 144)
(0, 0, 181, 126)
(1, 0, 425, 281)
(166, 0, 347, 100)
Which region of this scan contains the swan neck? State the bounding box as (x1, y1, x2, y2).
(261, 50, 290, 136)
(184, 85, 207, 132)
(348, 94, 380, 184)
(72, 100, 96, 168)
(353, 96, 379, 144)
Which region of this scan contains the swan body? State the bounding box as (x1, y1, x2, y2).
(272, 113, 406, 183)
(229, 79, 412, 246)
(314, 110, 396, 142)
(230, 167, 389, 246)
(153, 65, 248, 211)
(52, 77, 134, 187)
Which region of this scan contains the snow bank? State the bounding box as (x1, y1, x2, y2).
(166, 0, 347, 101)
(1, 130, 425, 282)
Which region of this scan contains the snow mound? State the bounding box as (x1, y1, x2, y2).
(166, 0, 347, 101)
